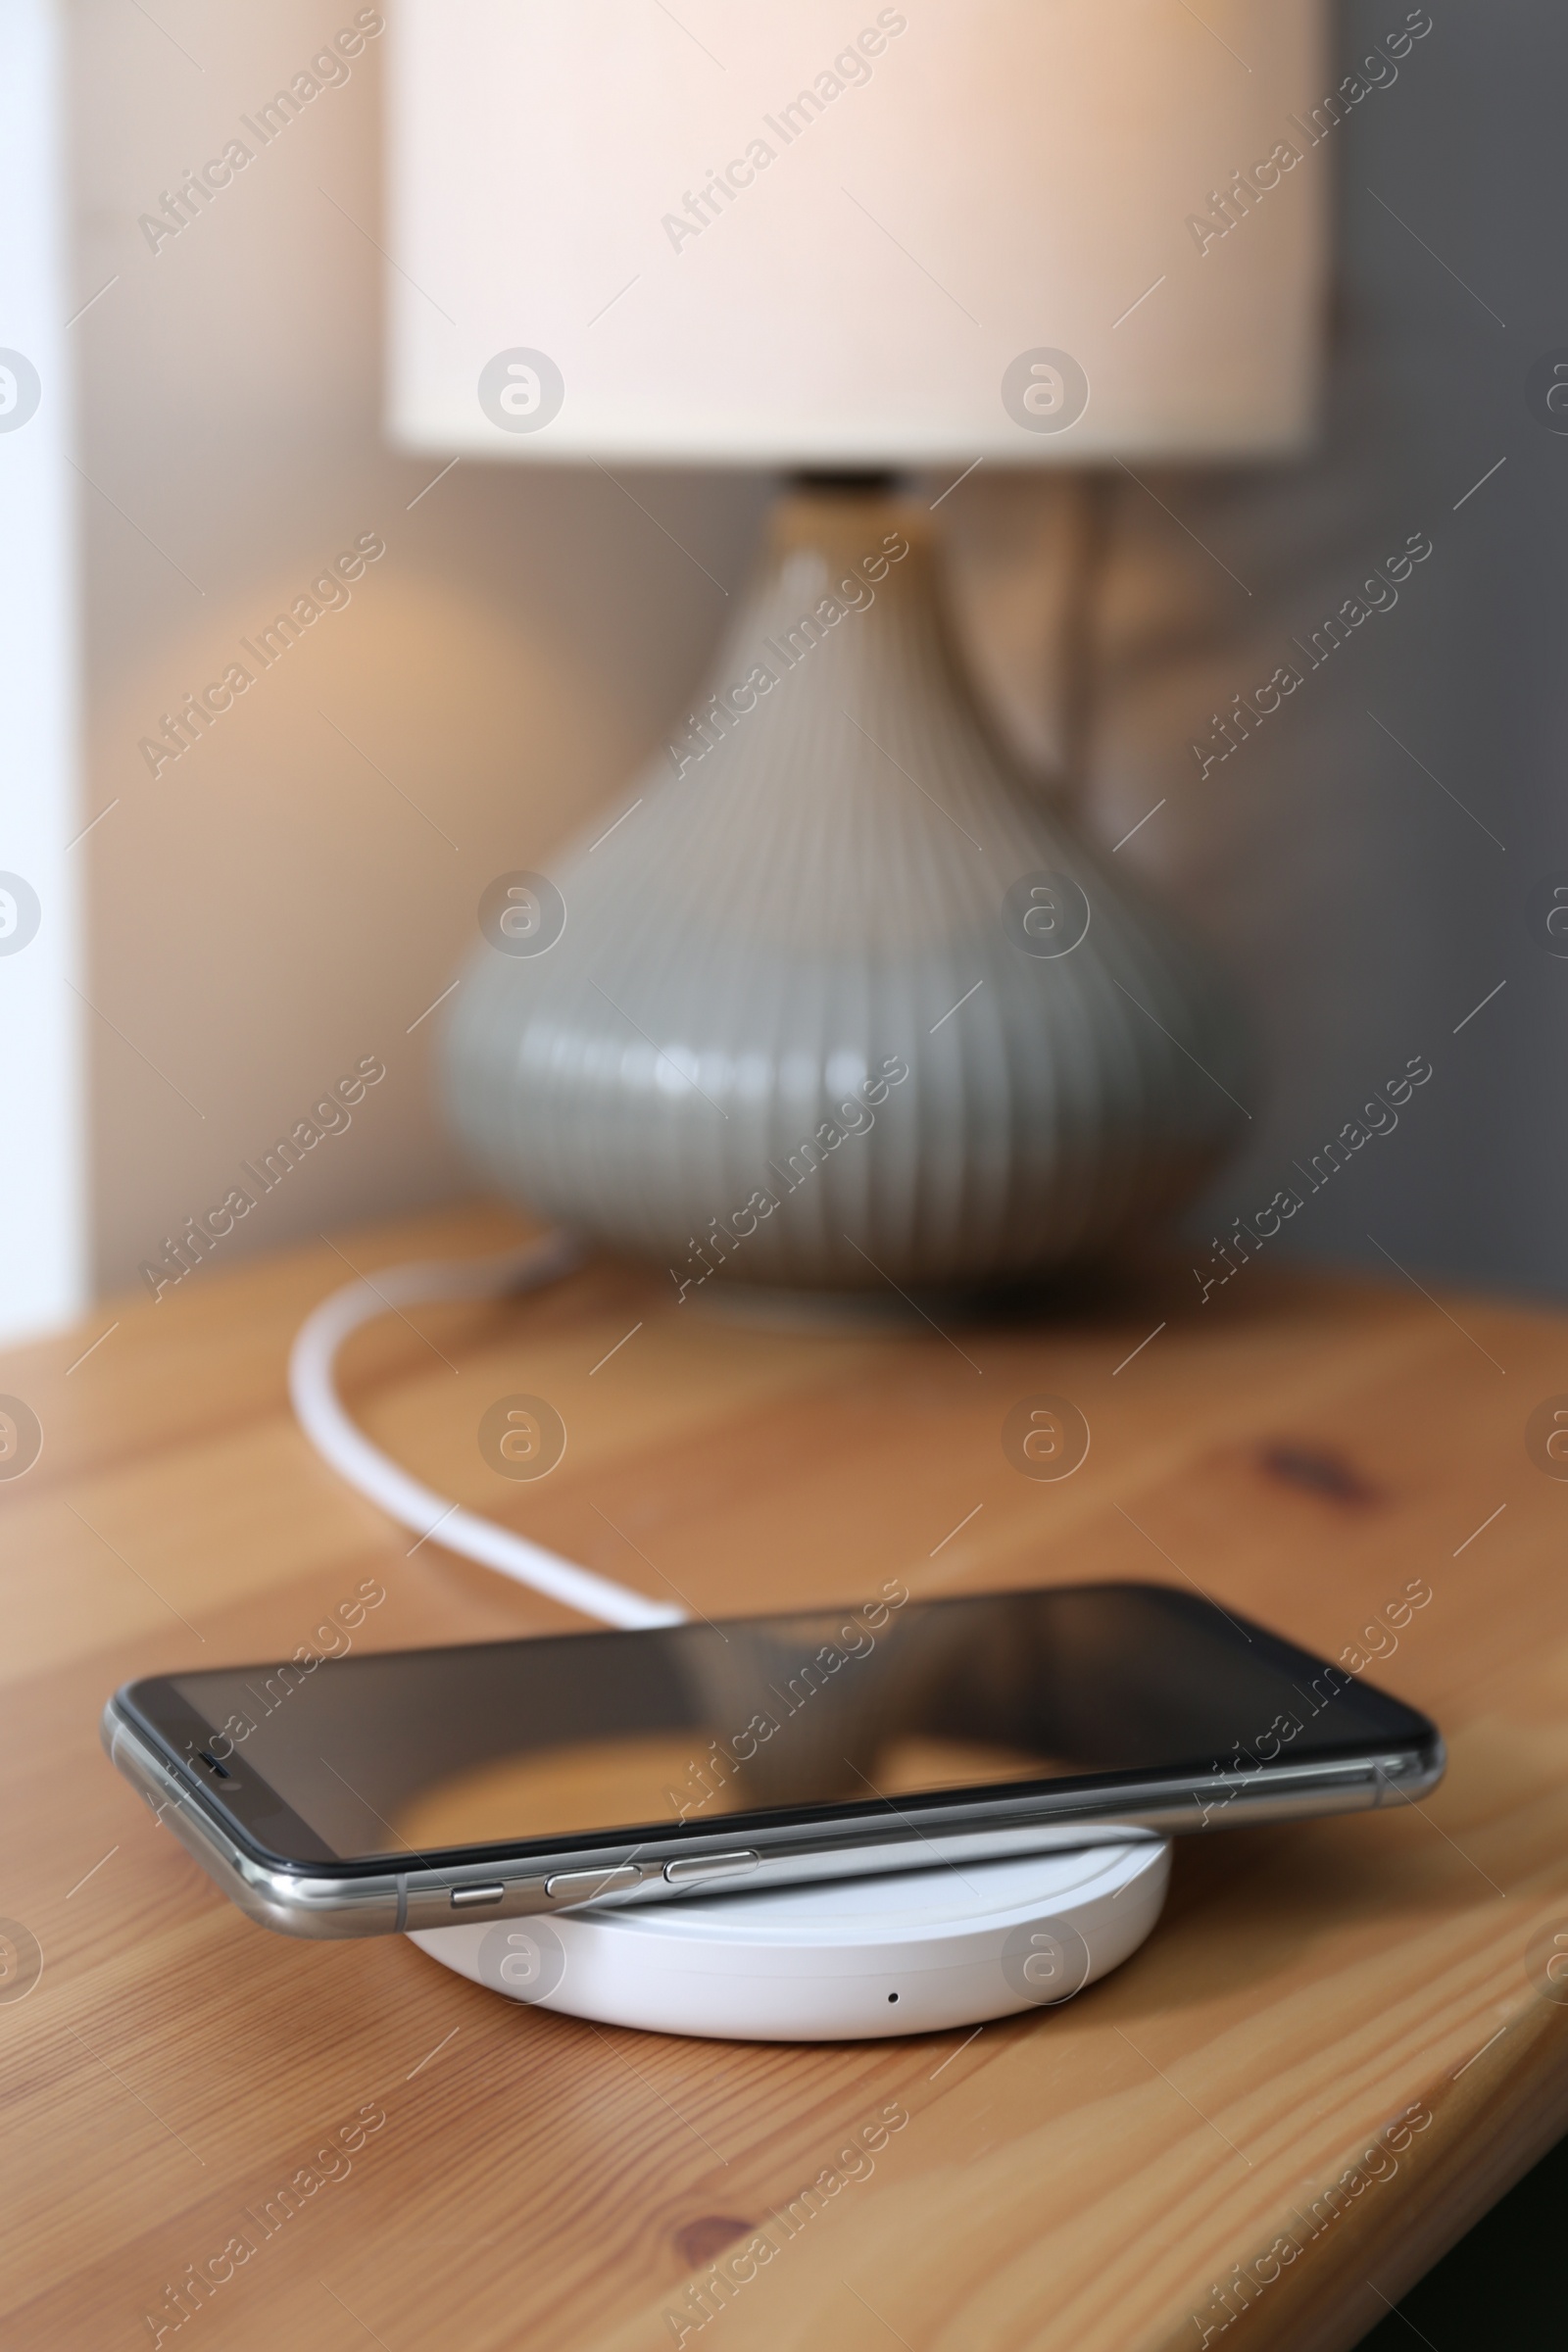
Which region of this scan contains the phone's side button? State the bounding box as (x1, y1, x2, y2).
(664, 1851, 760, 1887)
(544, 1866, 642, 1904)
(449, 1884, 506, 1909)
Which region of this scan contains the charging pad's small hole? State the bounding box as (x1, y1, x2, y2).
(887, 1992, 899, 2003)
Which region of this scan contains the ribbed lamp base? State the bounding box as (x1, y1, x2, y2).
(443, 485, 1248, 1297)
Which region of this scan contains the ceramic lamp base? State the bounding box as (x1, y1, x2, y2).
(444, 484, 1247, 1295)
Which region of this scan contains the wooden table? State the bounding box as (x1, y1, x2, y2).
(4, 1203, 1567, 2352)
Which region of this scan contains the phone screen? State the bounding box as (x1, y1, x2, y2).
(129, 1583, 1434, 1869)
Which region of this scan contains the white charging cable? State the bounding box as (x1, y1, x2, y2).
(287, 1231, 686, 1632)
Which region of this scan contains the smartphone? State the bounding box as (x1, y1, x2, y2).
(103, 1580, 1443, 1939)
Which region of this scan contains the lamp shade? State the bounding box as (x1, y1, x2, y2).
(387, 0, 1327, 467)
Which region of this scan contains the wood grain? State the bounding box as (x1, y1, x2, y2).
(3, 1201, 1567, 2352)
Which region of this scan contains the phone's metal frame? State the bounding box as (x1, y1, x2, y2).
(102, 1696, 1445, 1941)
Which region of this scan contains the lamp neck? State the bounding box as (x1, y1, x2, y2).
(767, 476, 928, 572)
(785, 469, 903, 496)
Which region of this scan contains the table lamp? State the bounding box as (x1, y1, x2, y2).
(386, 0, 1326, 1298)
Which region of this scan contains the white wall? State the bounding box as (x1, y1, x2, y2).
(0, 0, 83, 1345)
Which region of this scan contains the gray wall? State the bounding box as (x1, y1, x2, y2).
(1100, 0, 1567, 1303)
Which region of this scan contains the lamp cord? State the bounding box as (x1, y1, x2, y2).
(287, 1233, 686, 1632)
(1056, 468, 1117, 824)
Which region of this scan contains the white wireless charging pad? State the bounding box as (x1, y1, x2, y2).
(409, 1839, 1171, 2041)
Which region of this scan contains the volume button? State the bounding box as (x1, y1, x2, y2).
(544, 1865, 641, 1904)
(663, 1850, 760, 1887)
